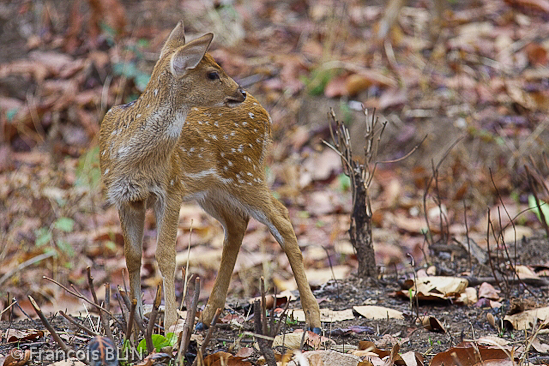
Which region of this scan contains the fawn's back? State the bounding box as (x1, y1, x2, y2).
(179, 94, 272, 202)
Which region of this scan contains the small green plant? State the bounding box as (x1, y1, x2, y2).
(35, 217, 76, 257)
(528, 194, 549, 225)
(301, 68, 337, 96)
(286, 315, 299, 326)
(113, 62, 151, 92)
(136, 333, 177, 354)
(338, 173, 351, 191)
(75, 146, 101, 190)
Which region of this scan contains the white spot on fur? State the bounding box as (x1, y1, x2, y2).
(184, 168, 217, 180)
(101, 150, 106, 156)
(220, 152, 225, 158)
(170, 180, 174, 186)
(104, 168, 110, 175)
(136, 114, 141, 118)
(227, 160, 233, 167)
(154, 89, 158, 96)
(224, 134, 229, 140)
(192, 107, 199, 111)
(230, 131, 236, 136)
(214, 121, 219, 127)
(249, 112, 255, 119)
(111, 129, 117, 136)
(166, 111, 187, 138)
(242, 121, 248, 126)
(190, 147, 195, 152)
(117, 146, 130, 157)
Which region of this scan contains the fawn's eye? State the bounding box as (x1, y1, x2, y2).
(207, 71, 220, 80)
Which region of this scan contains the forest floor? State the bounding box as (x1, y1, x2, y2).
(1, 0, 549, 365)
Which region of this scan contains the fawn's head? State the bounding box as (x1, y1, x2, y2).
(152, 22, 246, 109)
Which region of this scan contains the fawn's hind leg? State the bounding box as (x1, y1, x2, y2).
(248, 191, 322, 330)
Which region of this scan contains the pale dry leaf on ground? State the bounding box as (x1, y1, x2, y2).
(353, 305, 403, 320)
(478, 282, 500, 300)
(504, 306, 549, 330)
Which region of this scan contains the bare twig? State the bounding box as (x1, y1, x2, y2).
(253, 300, 276, 366)
(125, 298, 137, 344)
(260, 277, 268, 336)
(145, 285, 162, 354)
(526, 165, 549, 237)
(87, 267, 114, 341)
(28, 296, 71, 354)
(118, 287, 146, 335)
(43, 276, 121, 326)
(0, 252, 55, 288)
(191, 308, 223, 366)
(59, 311, 99, 336)
(177, 276, 201, 364)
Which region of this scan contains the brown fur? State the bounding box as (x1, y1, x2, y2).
(99, 22, 321, 330)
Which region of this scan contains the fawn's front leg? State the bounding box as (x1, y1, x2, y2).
(154, 194, 182, 329)
(198, 200, 249, 327)
(119, 200, 146, 321)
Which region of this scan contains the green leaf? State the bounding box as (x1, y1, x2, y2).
(137, 334, 175, 354)
(338, 173, 351, 191)
(56, 239, 75, 257)
(54, 217, 75, 232)
(35, 227, 52, 246)
(528, 194, 549, 225)
(134, 73, 151, 92)
(6, 108, 18, 121)
(75, 146, 101, 189)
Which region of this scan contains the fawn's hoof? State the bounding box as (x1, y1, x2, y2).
(195, 322, 208, 331)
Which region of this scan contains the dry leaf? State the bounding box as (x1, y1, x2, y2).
(504, 306, 549, 330)
(290, 308, 355, 323)
(430, 342, 512, 366)
(352, 305, 404, 320)
(478, 282, 500, 300)
(3, 350, 31, 366)
(401, 276, 468, 300)
(324, 74, 350, 98)
(419, 316, 446, 333)
(292, 350, 361, 366)
(203, 351, 252, 366)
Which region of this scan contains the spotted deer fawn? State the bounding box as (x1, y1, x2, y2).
(99, 22, 321, 331)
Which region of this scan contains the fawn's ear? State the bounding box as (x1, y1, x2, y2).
(160, 21, 186, 58)
(170, 33, 214, 77)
